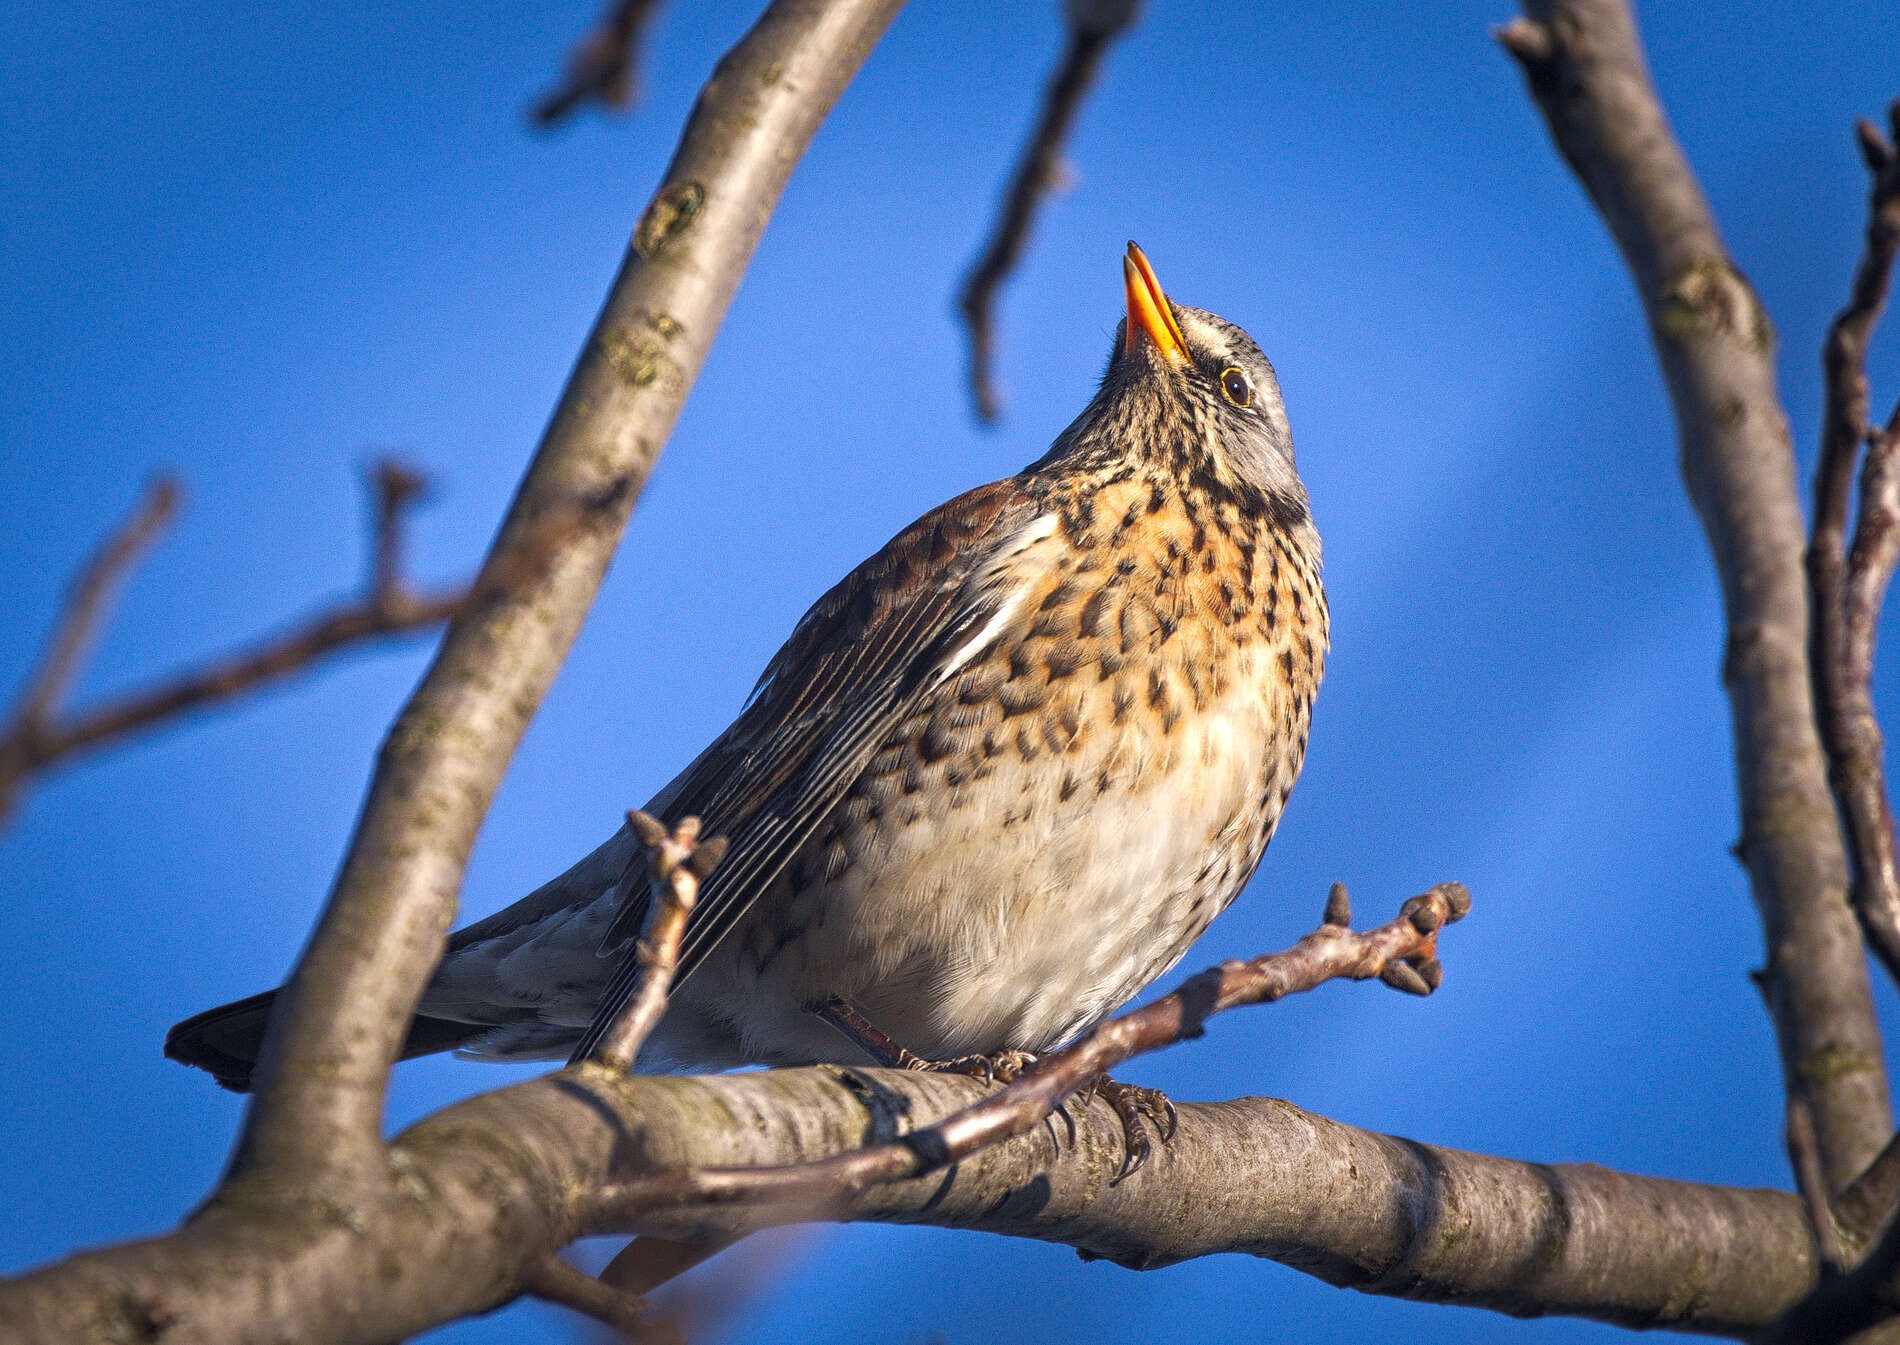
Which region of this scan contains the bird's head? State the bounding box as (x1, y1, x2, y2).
(1041, 243, 1306, 523)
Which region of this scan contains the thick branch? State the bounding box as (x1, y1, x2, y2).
(595, 883, 1467, 1217)
(234, 0, 907, 1188)
(1809, 105, 1900, 986)
(0, 1065, 1818, 1342)
(0, 465, 466, 828)
(1502, 0, 1891, 1191)
(955, 0, 1137, 423)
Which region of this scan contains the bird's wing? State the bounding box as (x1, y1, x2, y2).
(568, 477, 1052, 1064)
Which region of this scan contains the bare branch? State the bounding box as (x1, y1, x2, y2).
(233, 0, 909, 1189)
(1, 1057, 1822, 1341)
(591, 882, 1467, 1220)
(1760, 1202, 1900, 1345)
(1840, 1130, 1900, 1258)
(522, 1254, 675, 1343)
(530, 0, 666, 129)
(1502, 0, 1892, 1191)
(5, 475, 176, 738)
(955, 0, 1139, 423)
(0, 464, 466, 828)
(1791, 1096, 1849, 1271)
(588, 811, 727, 1073)
(1809, 103, 1900, 984)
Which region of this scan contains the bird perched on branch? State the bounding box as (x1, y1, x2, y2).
(169, 243, 1327, 1155)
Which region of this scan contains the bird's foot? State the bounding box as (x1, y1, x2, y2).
(811, 998, 1039, 1082)
(1077, 1074, 1178, 1179)
(909, 1048, 1039, 1085)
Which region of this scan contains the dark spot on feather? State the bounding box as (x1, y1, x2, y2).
(1111, 680, 1135, 722)
(868, 744, 906, 777)
(999, 678, 1050, 716)
(1044, 639, 1088, 679)
(958, 665, 1004, 704)
(1059, 772, 1081, 803)
(918, 716, 958, 762)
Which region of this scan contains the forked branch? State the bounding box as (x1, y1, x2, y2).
(0, 462, 470, 827)
(1809, 103, 1900, 986)
(588, 811, 728, 1073)
(1502, 0, 1892, 1195)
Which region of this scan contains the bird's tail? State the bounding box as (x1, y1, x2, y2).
(164, 991, 489, 1093)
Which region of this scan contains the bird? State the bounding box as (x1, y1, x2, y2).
(168, 243, 1327, 1160)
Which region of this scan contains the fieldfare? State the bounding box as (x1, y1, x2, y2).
(169, 244, 1328, 1154)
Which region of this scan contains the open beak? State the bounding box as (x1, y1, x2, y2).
(1123, 242, 1189, 365)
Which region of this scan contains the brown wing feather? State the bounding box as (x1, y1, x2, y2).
(569, 477, 1042, 1062)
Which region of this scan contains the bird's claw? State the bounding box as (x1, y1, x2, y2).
(1079, 1075, 1178, 1179)
(909, 1048, 1039, 1084)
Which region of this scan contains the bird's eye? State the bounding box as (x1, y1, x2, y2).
(1219, 367, 1252, 408)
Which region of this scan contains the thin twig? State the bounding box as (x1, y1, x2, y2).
(587, 811, 727, 1073)
(1809, 103, 1900, 985)
(0, 462, 467, 827)
(589, 881, 1469, 1224)
(5, 476, 177, 737)
(522, 1253, 677, 1343)
(955, 0, 1139, 423)
(530, 0, 666, 129)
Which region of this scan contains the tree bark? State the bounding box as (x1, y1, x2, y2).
(1501, 0, 1892, 1193)
(234, 0, 908, 1189)
(1, 1067, 1818, 1342)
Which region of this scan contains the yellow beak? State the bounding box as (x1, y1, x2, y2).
(1123, 242, 1189, 365)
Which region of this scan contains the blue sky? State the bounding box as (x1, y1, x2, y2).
(5, 2, 1900, 1341)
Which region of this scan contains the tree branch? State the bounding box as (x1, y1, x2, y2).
(232, 0, 909, 1190)
(530, 0, 666, 129)
(587, 811, 727, 1073)
(1501, 0, 1892, 1193)
(0, 1059, 1820, 1341)
(0, 463, 468, 828)
(1809, 104, 1900, 987)
(522, 1253, 675, 1343)
(955, 0, 1138, 423)
(592, 882, 1467, 1219)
